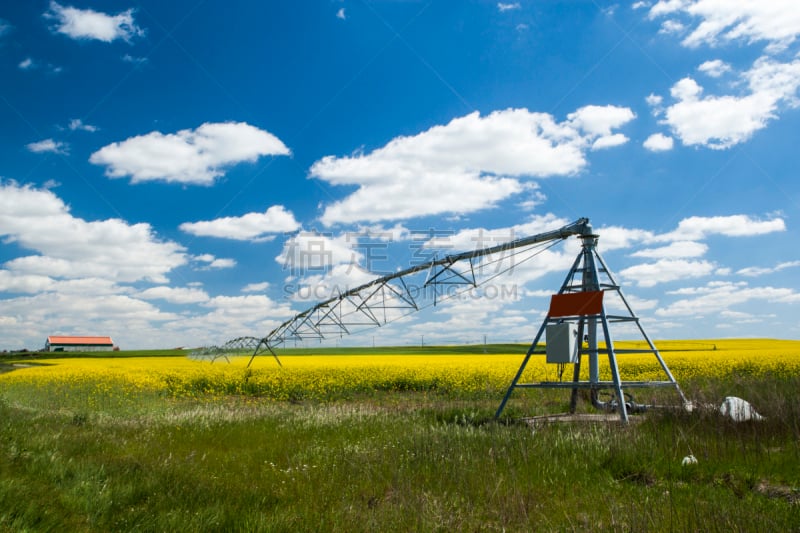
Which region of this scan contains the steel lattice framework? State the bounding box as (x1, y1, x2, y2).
(192, 218, 592, 366)
(191, 217, 686, 421)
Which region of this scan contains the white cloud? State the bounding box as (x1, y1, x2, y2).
(643, 132, 674, 151)
(201, 294, 294, 324)
(138, 286, 210, 304)
(631, 240, 707, 259)
(697, 59, 731, 77)
(122, 54, 148, 65)
(68, 118, 98, 132)
(0, 271, 56, 294)
(285, 263, 381, 303)
(277, 231, 362, 273)
(190, 254, 237, 270)
(312, 106, 634, 225)
(336, 8, 346, 20)
(498, 2, 521, 12)
(646, 93, 663, 107)
(45, 1, 144, 43)
(620, 258, 716, 287)
(592, 133, 629, 150)
(656, 281, 800, 318)
(210, 258, 236, 269)
(26, 139, 68, 155)
(649, 0, 800, 51)
(16, 57, 61, 74)
(658, 19, 685, 34)
(0, 181, 186, 284)
(615, 214, 786, 287)
(180, 205, 300, 241)
(354, 223, 412, 242)
(242, 282, 270, 293)
(656, 214, 785, 241)
(592, 225, 654, 251)
(567, 105, 636, 136)
(661, 58, 800, 149)
(90, 122, 291, 185)
(737, 260, 800, 277)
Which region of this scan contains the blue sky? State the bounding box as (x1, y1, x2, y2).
(1, 1, 798, 350)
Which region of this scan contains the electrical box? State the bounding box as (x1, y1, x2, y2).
(546, 323, 579, 364)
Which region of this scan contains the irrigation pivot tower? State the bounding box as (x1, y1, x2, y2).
(193, 217, 686, 422)
(494, 224, 687, 423)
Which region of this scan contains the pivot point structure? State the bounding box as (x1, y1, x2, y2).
(494, 224, 687, 423)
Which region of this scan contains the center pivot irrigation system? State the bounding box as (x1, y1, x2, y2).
(193, 218, 687, 422)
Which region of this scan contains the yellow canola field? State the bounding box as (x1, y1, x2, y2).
(2, 339, 799, 407)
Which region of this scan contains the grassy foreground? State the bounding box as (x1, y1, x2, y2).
(1, 340, 798, 531)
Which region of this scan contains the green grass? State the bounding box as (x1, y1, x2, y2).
(1, 350, 798, 531)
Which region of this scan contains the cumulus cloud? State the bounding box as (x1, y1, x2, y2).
(90, 122, 291, 185)
(0, 181, 186, 284)
(18, 58, 34, 70)
(631, 240, 708, 259)
(658, 19, 685, 35)
(200, 294, 294, 325)
(658, 58, 800, 149)
(277, 231, 362, 273)
(620, 259, 716, 287)
(649, 0, 800, 51)
(613, 215, 785, 288)
(646, 93, 663, 107)
(656, 281, 800, 318)
(242, 282, 270, 293)
(591, 133, 629, 150)
(643, 132, 674, 151)
(26, 139, 68, 155)
(566, 105, 636, 136)
(45, 1, 144, 43)
(312, 106, 634, 225)
(180, 205, 300, 241)
(138, 286, 210, 304)
(697, 59, 731, 77)
(656, 214, 785, 241)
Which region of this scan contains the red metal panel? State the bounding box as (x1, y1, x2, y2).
(548, 291, 604, 317)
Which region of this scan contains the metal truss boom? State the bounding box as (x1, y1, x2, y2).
(189, 218, 592, 366)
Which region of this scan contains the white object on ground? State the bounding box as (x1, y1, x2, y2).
(681, 454, 698, 466)
(719, 396, 765, 422)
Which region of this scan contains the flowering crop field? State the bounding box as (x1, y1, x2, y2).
(2, 339, 799, 412)
(2, 339, 799, 531)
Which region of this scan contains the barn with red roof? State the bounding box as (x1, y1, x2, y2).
(45, 336, 115, 352)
